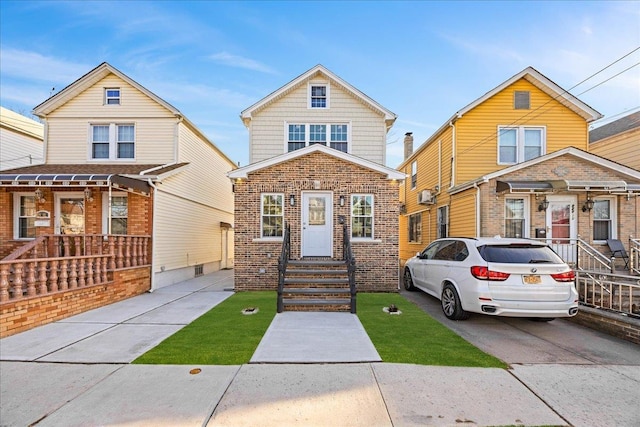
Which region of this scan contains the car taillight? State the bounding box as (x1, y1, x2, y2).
(470, 266, 510, 281)
(551, 270, 575, 282)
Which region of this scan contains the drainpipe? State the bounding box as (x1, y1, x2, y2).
(147, 178, 158, 292)
(473, 182, 480, 238)
(449, 121, 456, 188)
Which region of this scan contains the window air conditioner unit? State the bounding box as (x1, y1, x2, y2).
(417, 189, 434, 205)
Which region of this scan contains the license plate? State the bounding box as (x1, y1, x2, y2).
(523, 275, 542, 284)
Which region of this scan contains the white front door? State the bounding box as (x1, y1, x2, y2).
(55, 192, 86, 235)
(302, 192, 333, 257)
(546, 195, 577, 264)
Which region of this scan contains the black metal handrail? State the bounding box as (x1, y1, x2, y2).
(277, 222, 290, 313)
(343, 224, 357, 313)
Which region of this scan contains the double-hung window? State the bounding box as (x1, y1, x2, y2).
(102, 193, 128, 234)
(91, 123, 135, 160)
(409, 213, 422, 243)
(498, 126, 545, 164)
(14, 194, 36, 239)
(437, 205, 449, 239)
(310, 85, 327, 108)
(593, 198, 616, 242)
(287, 123, 349, 153)
(351, 194, 373, 239)
(504, 197, 526, 238)
(105, 88, 121, 105)
(261, 194, 284, 238)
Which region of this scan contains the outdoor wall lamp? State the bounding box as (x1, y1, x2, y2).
(582, 194, 594, 212)
(289, 194, 295, 206)
(84, 187, 94, 202)
(34, 188, 45, 203)
(339, 195, 345, 207)
(537, 196, 549, 212)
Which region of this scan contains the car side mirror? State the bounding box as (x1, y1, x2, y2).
(416, 252, 422, 258)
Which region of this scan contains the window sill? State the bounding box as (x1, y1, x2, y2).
(252, 237, 284, 243)
(351, 238, 382, 244)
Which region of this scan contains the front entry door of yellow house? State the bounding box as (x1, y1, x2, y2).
(302, 192, 333, 257)
(55, 193, 85, 235)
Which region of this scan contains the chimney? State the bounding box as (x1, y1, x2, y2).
(404, 132, 414, 160)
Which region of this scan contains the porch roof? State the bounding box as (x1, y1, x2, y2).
(496, 179, 640, 194)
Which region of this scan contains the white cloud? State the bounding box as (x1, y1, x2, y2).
(0, 48, 89, 84)
(209, 52, 276, 74)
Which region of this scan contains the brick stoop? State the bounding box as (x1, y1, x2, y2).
(281, 259, 353, 312)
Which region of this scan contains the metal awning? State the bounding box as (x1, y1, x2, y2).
(562, 180, 627, 191)
(495, 181, 554, 193)
(0, 173, 151, 196)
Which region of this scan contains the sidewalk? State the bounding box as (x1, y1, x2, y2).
(1, 270, 638, 426)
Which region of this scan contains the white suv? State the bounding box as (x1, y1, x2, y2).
(403, 237, 579, 320)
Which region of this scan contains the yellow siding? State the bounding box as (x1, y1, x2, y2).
(590, 128, 640, 170)
(449, 191, 476, 237)
(45, 74, 176, 164)
(455, 79, 589, 184)
(249, 77, 387, 164)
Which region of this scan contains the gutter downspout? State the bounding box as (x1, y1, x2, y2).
(473, 183, 481, 238)
(147, 178, 158, 292)
(449, 121, 455, 189)
(174, 116, 183, 163)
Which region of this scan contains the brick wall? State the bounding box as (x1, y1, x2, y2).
(0, 266, 150, 338)
(568, 305, 640, 345)
(233, 151, 400, 292)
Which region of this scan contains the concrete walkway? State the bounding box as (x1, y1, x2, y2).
(1, 270, 638, 426)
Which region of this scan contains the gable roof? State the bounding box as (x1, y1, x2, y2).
(451, 146, 640, 194)
(399, 66, 603, 169)
(227, 144, 406, 180)
(589, 111, 640, 143)
(0, 107, 44, 140)
(240, 64, 397, 129)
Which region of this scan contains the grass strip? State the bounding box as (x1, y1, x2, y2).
(357, 293, 506, 368)
(133, 291, 276, 365)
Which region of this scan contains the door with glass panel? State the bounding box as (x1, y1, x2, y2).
(545, 196, 577, 264)
(302, 192, 332, 257)
(55, 193, 85, 235)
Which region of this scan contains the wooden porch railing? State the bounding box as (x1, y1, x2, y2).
(0, 234, 151, 303)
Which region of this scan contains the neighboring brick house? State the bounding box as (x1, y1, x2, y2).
(589, 111, 640, 171)
(1, 63, 235, 336)
(397, 67, 640, 267)
(0, 106, 44, 170)
(229, 65, 405, 297)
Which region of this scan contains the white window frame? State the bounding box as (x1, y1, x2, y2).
(592, 196, 617, 243)
(13, 192, 37, 240)
(102, 192, 128, 235)
(89, 123, 136, 161)
(308, 83, 329, 109)
(285, 122, 350, 153)
(260, 193, 284, 239)
(411, 161, 417, 189)
(351, 194, 374, 240)
(105, 88, 121, 105)
(497, 125, 546, 165)
(504, 196, 530, 238)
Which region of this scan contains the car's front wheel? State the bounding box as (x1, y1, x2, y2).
(403, 268, 416, 291)
(441, 283, 469, 320)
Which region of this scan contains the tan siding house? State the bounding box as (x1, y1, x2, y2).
(589, 111, 640, 171)
(229, 65, 404, 308)
(1, 62, 236, 336)
(398, 66, 640, 268)
(0, 107, 44, 171)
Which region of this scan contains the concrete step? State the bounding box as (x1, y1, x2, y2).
(284, 277, 350, 285)
(282, 287, 350, 294)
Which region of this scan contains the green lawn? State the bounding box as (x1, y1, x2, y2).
(133, 291, 505, 368)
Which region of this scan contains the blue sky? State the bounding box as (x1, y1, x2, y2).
(1, 1, 638, 168)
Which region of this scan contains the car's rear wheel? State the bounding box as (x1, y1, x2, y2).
(441, 283, 469, 320)
(403, 268, 416, 291)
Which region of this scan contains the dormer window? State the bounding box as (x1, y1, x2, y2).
(514, 91, 530, 109)
(105, 88, 121, 105)
(310, 85, 328, 108)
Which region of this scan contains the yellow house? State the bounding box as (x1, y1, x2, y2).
(398, 67, 640, 267)
(589, 111, 640, 171)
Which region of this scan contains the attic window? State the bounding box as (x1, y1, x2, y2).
(105, 88, 121, 105)
(310, 85, 328, 108)
(514, 91, 530, 110)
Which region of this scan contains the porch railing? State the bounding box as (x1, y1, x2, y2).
(531, 237, 612, 273)
(0, 234, 151, 304)
(575, 270, 640, 317)
(343, 224, 356, 314)
(630, 238, 640, 276)
(277, 223, 291, 313)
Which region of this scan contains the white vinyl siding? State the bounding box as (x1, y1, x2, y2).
(0, 127, 44, 171)
(249, 80, 387, 164)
